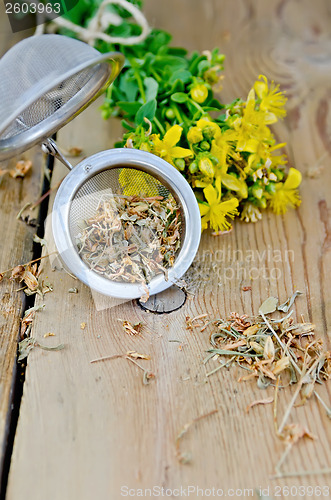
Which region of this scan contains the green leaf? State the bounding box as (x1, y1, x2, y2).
(202, 106, 225, 112)
(144, 77, 159, 101)
(121, 75, 139, 102)
(167, 47, 188, 57)
(117, 101, 141, 115)
(208, 99, 224, 110)
(171, 92, 188, 103)
(121, 119, 136, 131)
(135, 99, 157, 125)
(148, 30, 172, 53)
(169, 70, 192, 85)
(198, 60, 210, 74)
(154, 55, 188, 71)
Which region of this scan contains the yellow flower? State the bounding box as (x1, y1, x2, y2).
(269, 168, 302, 215)
(196, 118, 222, 140)
(211, 128, 237, 170)
(198, 177, 239, 232)
(246, 140, 286, 172)
(232, 89, 270, 152)
(151, 125, 193, 165)
(187, 126, 204, 144)
(254, 75, 287, 123)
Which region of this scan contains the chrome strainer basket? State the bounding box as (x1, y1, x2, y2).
(0, 35, 201, 300)
(52, 149, 201, 300)
(0, 34, 124, 159)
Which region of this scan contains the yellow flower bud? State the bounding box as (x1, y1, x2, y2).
(187, 127, 204, 144)
(199, 157, 215, 178)
(190, 84, 208, 104)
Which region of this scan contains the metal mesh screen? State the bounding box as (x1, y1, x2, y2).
(0, 67, 97, 140)
(0, 34, 120, 144)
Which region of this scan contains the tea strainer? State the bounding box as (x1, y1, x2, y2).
(0, 35, 201, 300)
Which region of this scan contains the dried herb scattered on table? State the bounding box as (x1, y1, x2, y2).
(76, 194, 181, 285)
(188, 292, 331, 476)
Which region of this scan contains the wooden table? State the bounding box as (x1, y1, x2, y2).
(1, 1, 330, 499)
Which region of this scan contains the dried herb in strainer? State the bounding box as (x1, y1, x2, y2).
(76, 194, 181, 285)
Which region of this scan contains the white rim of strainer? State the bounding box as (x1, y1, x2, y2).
(0, 36, 124, 160)
(52, 149, 201, 300)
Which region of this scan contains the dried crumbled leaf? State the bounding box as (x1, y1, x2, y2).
(259, 296, 278, 315)
(37, 342, 65, 353)
(300, 381, 315, 405)
(292, 322, 315, 336)
(10, 160, 32, 178)
(68, 146, 83, 156)
(249, 341, 264, 355)
(23, 270, 38, 291)
(121, 320, 143, 336)
(33, 234, 47, 247)
(143, 370, 155, 385)
(272, 356, 290, 375)
(243, 324, 259, 336)
(126, 350, 151, 360)
(263, 336, 275, 360)
(11, 265, 25, 281)
(18, 335, 64, 362)
(282, 423, 316, 444)
(23, 303, 45, 318)
(18, 337, 37, 361)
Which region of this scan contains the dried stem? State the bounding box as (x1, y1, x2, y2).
(0, 252, 57, 276)
(176, 409, 218, 464)
(90, 354, 123, 364)
(270, 467, 331, 480)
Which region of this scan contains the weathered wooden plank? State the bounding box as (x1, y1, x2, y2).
(6, 1, 331, 499)
(0, 5, 43, 487)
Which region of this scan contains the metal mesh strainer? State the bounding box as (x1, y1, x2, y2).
(0, 34, 124, 160)
(52, 149, 201, 300)
(0, 35, 201, 300)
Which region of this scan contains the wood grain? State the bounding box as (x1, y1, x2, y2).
(4, 1, 331, 499)
(0, 6, 43, 486)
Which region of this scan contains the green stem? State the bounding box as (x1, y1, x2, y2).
(172, 105, 190, 127)
(150, 68, 162, 83)
(153, 116, 165, 135)
(134, 70, 146, 103)
(189, 98, 206, 116)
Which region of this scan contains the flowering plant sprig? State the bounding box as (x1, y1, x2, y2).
(60, 1, 302, 233)
(118, 74, 301, 232)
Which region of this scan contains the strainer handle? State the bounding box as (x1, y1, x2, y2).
(41, 138, 73, 171)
